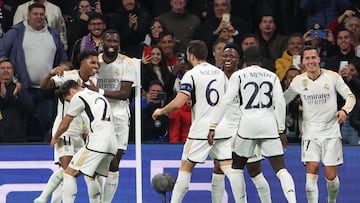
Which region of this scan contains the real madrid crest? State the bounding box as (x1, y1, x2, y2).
(302, 79, 308, 91)
(324, 83, 329, 90)
(115, 68, 120, 75)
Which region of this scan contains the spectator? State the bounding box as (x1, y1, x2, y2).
(105, 0, 150, 57)
(142, 18, 166, 47)
(299, 0, 352, 30)
(71, 13, 106, 68)
(275, 32, 305, 81)
(66, 0, 97, 57)
(199, 0, 249, 61)
(129, 80, 169, 142)
(0, 57, 33, 143)
(282, 67, 302, 143)
(349, 101, 360, 143)
(141, 45, 176, 103)
(157, 30, 190, 94)
(326, 28, 358, 72)
(240, 33, 274, 70)
(13, 0, 67, 50)
(303, 23, 337, 68)
(0, 3, 68, 141)
(210, 38, 227, 68)
(346, 16, 360, 55)
(257, 14, 288, 72)
(168, 96, 191, 143)
(157, 0, 201, 52)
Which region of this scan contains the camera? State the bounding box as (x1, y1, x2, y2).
(155, 92, 167, 101)
(310, 30, 327, 39)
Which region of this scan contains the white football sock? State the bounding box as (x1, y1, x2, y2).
(84, 176, 101, 203)
(102, 171, 119, 203)
(251, 172, 271, 203)
(34, 168, 64, 203)
(50, 181, 62, 203)
(221, 165, 247, 203)
(306, 173, 319, 203)
(326, 176, 339, 203)
(211, 173, 225, 203)
(170, 171, 191, 203)
(276, 169, 296, 203)
(62, 173, 77, 203)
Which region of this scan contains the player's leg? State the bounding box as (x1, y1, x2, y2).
(171, 139, 208, 203)
(323, 138, 343, 203)
(264, 139, 296, 203)
(211, 160, 225, 203)
(102, 149, 123, 203)
(33, 167, 64, 203)
(325, 166, 339, 203)
(62, 167, 81, 203)
(302, 138, 323, 203)
(84, 175, 101, 203)
(103, 119, 127, 203)
(246, 161, 271, 203)
(230, 152, 248, 203)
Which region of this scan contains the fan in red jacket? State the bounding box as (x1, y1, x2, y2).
(168, 97, 191, 143)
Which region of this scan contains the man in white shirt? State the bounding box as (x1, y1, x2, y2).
(13, 0, 67, 49)
(284, 46, 356, 203)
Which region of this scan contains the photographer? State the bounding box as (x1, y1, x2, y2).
(129, 80, 169, 142)
(303, 23, 338, 67)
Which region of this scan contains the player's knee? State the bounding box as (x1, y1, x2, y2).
(232, 153, 247, 169)
(246, 162, 261, 178)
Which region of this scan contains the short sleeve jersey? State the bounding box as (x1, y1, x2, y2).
(66, 88, 117, 155)
(284, 69, 355, 139)
(180, 62, 227, 139)
(97, 53, 136, 120)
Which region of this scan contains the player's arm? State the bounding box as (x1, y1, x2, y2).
(208, 74, 239, 145)
(152, 92, 188, 120)
(100, 81, 133, 100)
(51, 115, 74, 146)
(40, 66, 65, 89)
(283, 80, 299, 105)
(336, 75, 356, 124)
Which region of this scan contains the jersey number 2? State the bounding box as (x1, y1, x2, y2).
(244, 81, 273, 109)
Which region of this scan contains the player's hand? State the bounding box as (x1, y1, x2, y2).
(50, 137, 59, 147)
(208, 130, 215, 146)
(279, 132, 288, 152)
(152, 108, 162, 120)
(336, 110, 347, 124)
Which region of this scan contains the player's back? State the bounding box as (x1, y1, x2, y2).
(180, 62, 226, 139)
(237, 65, 285, 139)
(73, 88, 117, 154)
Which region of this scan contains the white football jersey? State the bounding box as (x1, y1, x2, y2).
(66, 88, 117, 155)
(284, 69, 355, 139)
(51, 70, 97, 137)
(212, 65, 285, 139)
(97, 53, 136, 120)
(180, 62, 227, 139)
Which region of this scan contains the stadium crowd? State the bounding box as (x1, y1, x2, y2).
(0, 0, 360, 145)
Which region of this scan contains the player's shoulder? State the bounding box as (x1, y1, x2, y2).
(64, 70, 79, 75)
(117, 53, 135, 67)
(322, 68, 341, 79)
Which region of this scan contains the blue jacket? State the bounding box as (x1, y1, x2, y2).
(0, 22, 68, 88)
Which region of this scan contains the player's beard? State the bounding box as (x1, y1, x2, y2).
(104, 47, 119, 59)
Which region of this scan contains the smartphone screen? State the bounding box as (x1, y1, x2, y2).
(339, 61, 348, 70)
(143, 46, 152, 58)
(292, 55, 301, 69)
(222, 13, 230, 23)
